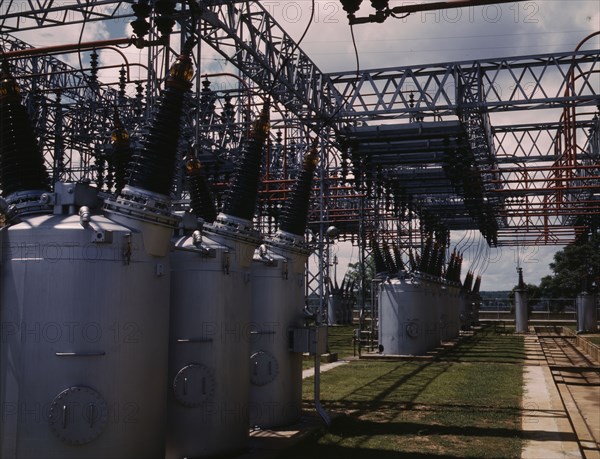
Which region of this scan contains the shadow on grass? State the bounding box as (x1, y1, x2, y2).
(282, 414, 523, 459)
(328, 415, 521, 439)
(283, 442, 473, 459)
(291, 328, 525, 458)
(438, 328, 526, 363)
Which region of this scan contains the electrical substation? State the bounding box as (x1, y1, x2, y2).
(0, 0, 599, 457)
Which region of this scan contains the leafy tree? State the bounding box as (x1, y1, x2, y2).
(345, 253, 375, 302)
(538, 234, 600, 299)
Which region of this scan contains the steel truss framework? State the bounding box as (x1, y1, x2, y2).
(1, 1, 600, 301)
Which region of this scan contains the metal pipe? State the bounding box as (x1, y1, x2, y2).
(314, 129, 331, 427)
(350, 0, 526, 24)
(391, 0, 525, 14)
(1, 37, 135, 58)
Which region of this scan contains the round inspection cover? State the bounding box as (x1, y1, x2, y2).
(405, 321, 420, 338)
(250, 350, 279, 386)
(48, 386, 109, 445)
(173, 363, 215, 407)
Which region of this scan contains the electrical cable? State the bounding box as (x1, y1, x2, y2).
(389, 12, 411, 20)
(321, 22, 360, 127)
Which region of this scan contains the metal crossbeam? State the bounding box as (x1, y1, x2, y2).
(196, 2, 345, 129)
(328, 50, 600, 119)
(0, 0, 132, 32)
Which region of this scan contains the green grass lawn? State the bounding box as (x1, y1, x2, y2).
(327, 325, 357, 359)
(585, 335, 600, 346)
(287, 327, 524, 458)
(303, 325, 357, 369)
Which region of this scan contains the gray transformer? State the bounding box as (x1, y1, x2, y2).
(378, 273, 444, 355)
(249, 234, 308, 428)
(166, 216, 259, 458)
(0, 212, 171, 458)
(576, 292, 597, 333)
(444, 285, 461, 341)
(327, 295, 341, 325)
(514, 290, 528, 333)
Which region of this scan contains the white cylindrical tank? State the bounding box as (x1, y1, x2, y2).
(514, 290, 528, 333)
(378, 274, 440, 356)
(459, 292, 471, 331)
(426, 280, 441, 348)
(327, 295, 341, 325)
(577, 292, 597, 333)
(438, 283, 449, 343)
(166, 219, 258, 458)
(343, 295, 354, 325)
(249, 238, 307, 428)
(0, 213, 170, 459)
(446, 285, 461, 340)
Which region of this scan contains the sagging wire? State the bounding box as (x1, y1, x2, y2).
(389, 12, 411, 20)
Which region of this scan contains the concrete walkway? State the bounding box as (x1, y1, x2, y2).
(521, 333, 600, 459)
(302, 360, 350, 379)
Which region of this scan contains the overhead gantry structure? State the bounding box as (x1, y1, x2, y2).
(1, 1, 599, 260)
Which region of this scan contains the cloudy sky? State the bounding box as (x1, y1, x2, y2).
(6, 0, 600, 290)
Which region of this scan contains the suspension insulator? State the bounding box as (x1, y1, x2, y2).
(427, 242, 441, 276)
(126, 52, 193, 197)
(118, 65, 127, 101)
(473, 276, 481, 294)
(131, 1, 151, 39)
(437, 244, 446, 276)
(445, 251, 455, 281)
(370, 0, 388, 11)
(0, 63, 50, 198)
(391, 241, 405, 271)
(381, 240, 397, 274)
(221, 95, 235, 125)
(135, 81, 144, 116)
(90, 50, 99, 85)
(154, 0, 176, 37)
(109, 110, 133, 195)
(408, 249, 417, 272)
(278, 141, 319, 236)
(463, 271, 474, 292)
(185, 155, 217, 223)
(371, 239, 387, 275)
(419, 234, 433, 273)
(222, 101, 270, 221)
(340, 0, 363, 16)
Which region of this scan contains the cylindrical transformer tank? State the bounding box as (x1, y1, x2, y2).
(0, 212, 170, 458)
(249, 237, 307, 428)
(166, 218, 258, 458)
(327, 295, 341, 325)
(576, 292, 597, 333)
(514, 290, 528, 333)
(445, 285, 461, 340)
(425, 281, 440, 349)
(459, 292, 472, 331)
(343, 295, 353, 325)
(378, 274, 442, 356)
(437, 282, 450, 344)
